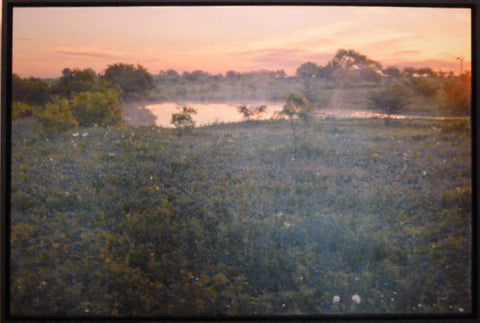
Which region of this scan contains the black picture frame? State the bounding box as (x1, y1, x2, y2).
(1, 0, 478, 322)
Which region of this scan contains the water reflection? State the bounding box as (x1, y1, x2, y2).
(143, 102, 285, 127)
(124, 102, 468, 127)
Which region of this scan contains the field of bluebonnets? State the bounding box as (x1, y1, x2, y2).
(9, 51, 472, 317)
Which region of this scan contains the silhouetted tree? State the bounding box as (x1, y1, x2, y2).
(237, 104, 267, 120)
(171, 106, 197, 131)
(103, 63, 154, 101)
(53, 68, 98, 98)
(368, 82, 411, 124)
(296, 62, 319, 101)
(12, 74, 51, 105)
(328, 49, 382, 86)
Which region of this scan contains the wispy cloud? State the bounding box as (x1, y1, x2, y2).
(52, 46, 123, 59)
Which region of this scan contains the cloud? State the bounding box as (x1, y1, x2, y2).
(394, 50, 420, 56)
(52, 46, 123, 59)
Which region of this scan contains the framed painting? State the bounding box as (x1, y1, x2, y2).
(1, 0, 477, 322)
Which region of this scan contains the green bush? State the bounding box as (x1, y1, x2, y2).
(69, 90, 123, 127)
(35, 99, 78, 134)
(12, 101, 34, 120)
(368, 82, 411, 122)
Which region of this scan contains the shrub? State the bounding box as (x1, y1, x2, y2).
(69, 90, 123, 127)
(35, 99, 78, 134)
(171, 106, 197, 130)
(442, 73, 471, 115)
(237, 104, 267, 120)
(12, 101, 34, 120)
(408, 77, 440, 99)
(368, 82, 411, 123)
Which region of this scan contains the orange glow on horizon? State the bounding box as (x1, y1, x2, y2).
(12, 6, 471, 78)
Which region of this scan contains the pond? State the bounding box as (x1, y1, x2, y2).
(124, 101, 285, 127)
(124, 101, 467, 127)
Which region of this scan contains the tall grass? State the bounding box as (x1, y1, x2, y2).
(10, 116, 471, 316)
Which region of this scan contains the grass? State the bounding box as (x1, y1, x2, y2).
(10, 115, 472, 317)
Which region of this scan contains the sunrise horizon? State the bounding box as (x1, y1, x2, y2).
(12, 6, 472, 79)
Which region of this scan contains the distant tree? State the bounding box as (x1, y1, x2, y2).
(383, 66, 401, 79)
(275, 70, 286, 79)
(182, 70, 210, 82)
(402, 67, 417, 77)
(368, 82, 411, 124)
(12, 74, 51, 105)
(237, 104, 267, 120)
(317, 63, 336, 84)
(171, 106, 197, 131)
(103, 63, 154, 101)
(281, 93, 312, 154)
(296, 62, 319, 101)
(417, 67, 437, 77)
(328, 49, 382, 86)
(226, 71, 241, 81)
(166, 69, 180, 78)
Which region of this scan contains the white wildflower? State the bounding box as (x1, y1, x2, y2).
(332, 295, 340, 303)
(352, 294, 361, 304)
(72, 132, 79, 137)
(459, 308, 464, 312)
(82, 132, 88, 137)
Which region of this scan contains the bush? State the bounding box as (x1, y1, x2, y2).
(171, 106, 197, 130)
(12, 101, 34, 120)
(69, 90, 123, 127)
(442, 73, 471, 115)
(368, 82, 411, 122)
(35, 99, 79, 134)
(408, 77, 440, 99)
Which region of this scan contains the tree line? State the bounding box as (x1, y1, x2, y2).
(12, 49, 471, 133)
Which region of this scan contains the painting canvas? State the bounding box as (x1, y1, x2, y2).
(2, 0, 475, 320)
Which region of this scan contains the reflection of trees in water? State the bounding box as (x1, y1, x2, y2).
(124, 103, 157, 126)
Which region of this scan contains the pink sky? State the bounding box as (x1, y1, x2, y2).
(12, 6, 471, 78)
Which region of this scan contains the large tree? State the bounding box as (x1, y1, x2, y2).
(53, 68, 98, 98)
(328, 49, 382, 86)
(102, 63, 154, 101)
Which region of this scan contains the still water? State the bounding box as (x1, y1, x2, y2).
(143, 102, 285, 128)
(125, 101, 466, 127)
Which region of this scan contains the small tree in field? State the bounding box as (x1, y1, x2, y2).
(281, 93, 312, 154)
(368, 82, 411, 124)
(171, 106, 197, 131)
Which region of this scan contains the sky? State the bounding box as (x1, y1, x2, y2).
(12, 5, 472, 78)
